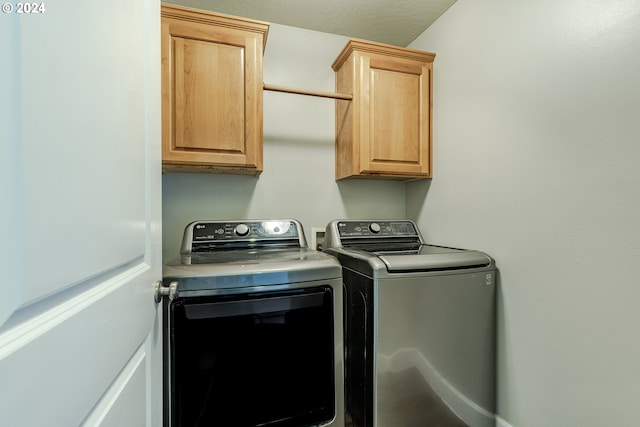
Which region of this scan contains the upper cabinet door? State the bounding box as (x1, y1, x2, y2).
(333, 40, 435, 180)
(161, 5, 269, 175)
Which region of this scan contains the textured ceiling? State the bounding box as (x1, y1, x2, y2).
(168, 0, 457, 46)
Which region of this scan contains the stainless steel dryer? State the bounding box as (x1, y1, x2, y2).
(160, 219, 344, 427)
(323, 219, 496, 427)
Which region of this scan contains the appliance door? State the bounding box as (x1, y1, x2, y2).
(375, 269, 496, 427)
(168, 286, 336, 427)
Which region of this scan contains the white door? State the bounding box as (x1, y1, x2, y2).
(0, 0, 162, 426)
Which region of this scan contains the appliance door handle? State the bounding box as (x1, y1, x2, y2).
(183, 291, 327, 320)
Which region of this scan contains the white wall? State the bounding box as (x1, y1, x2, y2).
(162, 24, 407, 261)
(408, 0, 640, 426)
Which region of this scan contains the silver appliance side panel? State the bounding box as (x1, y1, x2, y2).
(374, 269, 496, 427)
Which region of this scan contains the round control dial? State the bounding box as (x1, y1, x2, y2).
(234, 223, 250, 237)
(369, 222, 381, 234)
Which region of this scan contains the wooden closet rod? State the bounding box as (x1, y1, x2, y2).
(263, 83, 352, 101)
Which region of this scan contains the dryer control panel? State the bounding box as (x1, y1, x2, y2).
(182, 219, 306, 253)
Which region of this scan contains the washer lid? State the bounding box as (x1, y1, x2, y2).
(377, 245, 492, 271)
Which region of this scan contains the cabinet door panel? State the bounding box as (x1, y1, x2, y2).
(174, 37, 245, 153)
(370, 68, 421, 163)
(361, 61, 431, 176)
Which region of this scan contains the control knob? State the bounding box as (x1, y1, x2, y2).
(369, 222, 381, 234)
(234, 223, 250, 237)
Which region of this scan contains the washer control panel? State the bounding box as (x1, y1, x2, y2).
(336, 220, 418, 238)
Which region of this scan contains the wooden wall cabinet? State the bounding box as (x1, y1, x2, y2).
(332, 39, 436, 180)
(161, 4, 269, 175)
